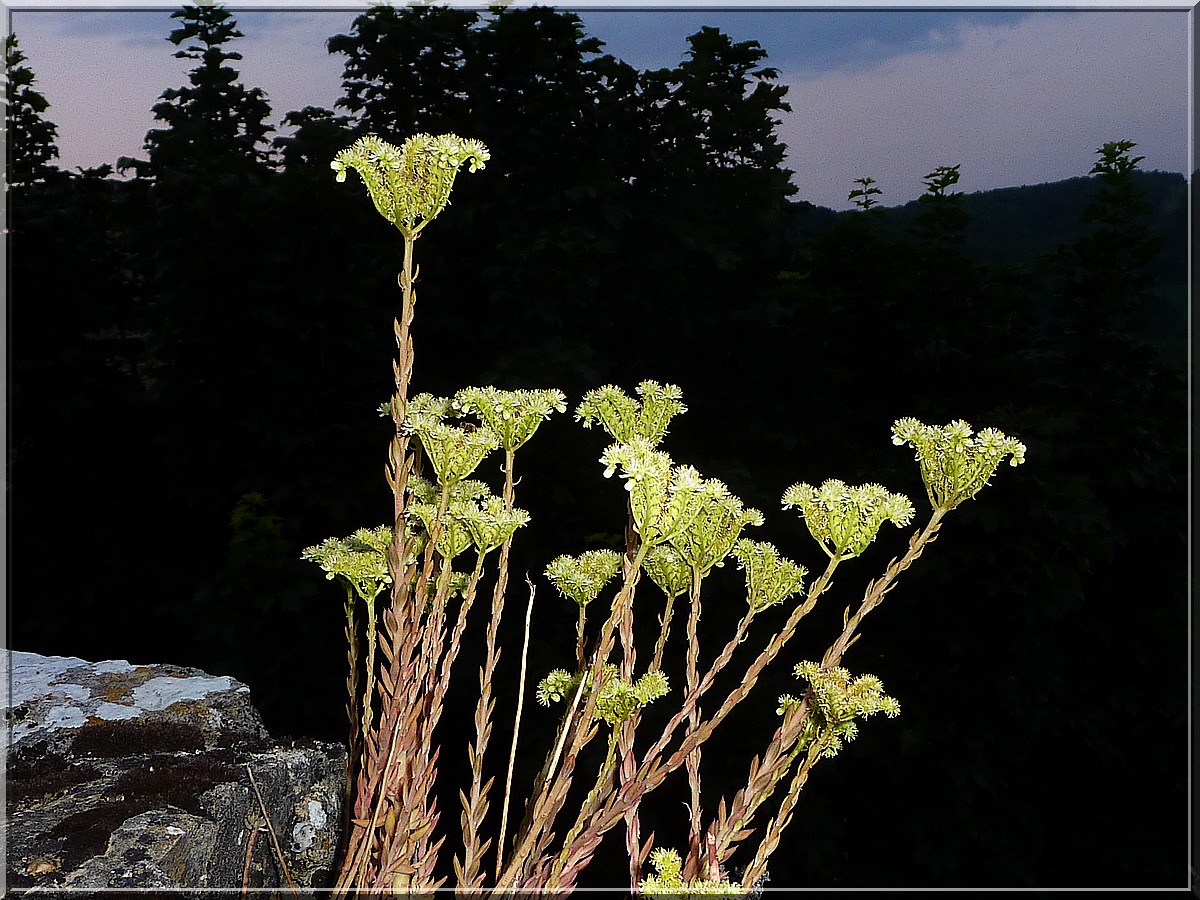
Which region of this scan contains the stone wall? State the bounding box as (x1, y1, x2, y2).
(4, 650, 346, 895)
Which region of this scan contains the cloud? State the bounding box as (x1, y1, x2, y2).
(778, 10, 1189, 209)
(17, 8, 171, 48)
(575, 9, 1034, 74)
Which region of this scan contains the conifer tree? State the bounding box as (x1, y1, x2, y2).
(4, 33, 60, 186)
(119, 3, 273, 178)
(1068, 139, 1160, 331)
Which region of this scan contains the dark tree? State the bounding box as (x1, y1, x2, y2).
(1066, 140, 1160, 332)
(318, 5, 797, 404)
(119, 3, 273, 178)
(272, 104, 355, 172)
(4, 33, 60, 186)
(640, 26, 792, 181)
(909, 162, 968, 248)
(326, 4, 478, 139)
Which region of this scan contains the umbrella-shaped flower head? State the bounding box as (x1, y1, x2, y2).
(331, 133, 489, 236)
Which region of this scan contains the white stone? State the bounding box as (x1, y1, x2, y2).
(130, 675, 237, 711)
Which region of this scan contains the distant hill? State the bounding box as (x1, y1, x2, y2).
(790, 169, 1186, 266)
(786, 169, 1188, 358)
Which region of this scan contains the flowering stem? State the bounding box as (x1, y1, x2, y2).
(703, 507, 948, 877)
(553, 729, 621, 880)
(342, 586, 360, 793)
(575, 605, 588, 671)
(683, 569, 704, 881)
(620, 499, 643, 890)
(822, 507, 946, 669)
(462, 449, 518, 887)
(496, 542, 650, 889)
(361, 588, 378, 752)
(549, 556, 840, 887)
(738, 718, 826, 888)
(650, 592, 677, 673)
(335, 231, 423, 895)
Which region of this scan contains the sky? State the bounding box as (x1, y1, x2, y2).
(4, 2, 1194, 210)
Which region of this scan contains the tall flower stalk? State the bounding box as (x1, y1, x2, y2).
(306, 134, 1026, 894)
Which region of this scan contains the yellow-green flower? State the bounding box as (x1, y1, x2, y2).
(331, 133, 489, 236)
(406, 478, 528, 558)
(600, 443, 754, 551)
(452, 386, 567, 452)
(404, 393, 500, 485)
(545, 550, 624, 607)
(458, 496, 530, 554)
(730, 539, 807, 612)
(670, 477, 764, 576)
(891, 418, 1026, 511)
(536, 664, 668, 726)
(787, 661, 900, 758)
(782, 479, 913, 559)
(301, 525, 393, 601)
(576, 380, 686, 447)
(642, 544, 692, 599)
(407, 499, 475, 560)
(639, 846, 742, 897)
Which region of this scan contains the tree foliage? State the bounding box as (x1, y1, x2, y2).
(119, 4, 273, 178)
(4, 34, 60, 185)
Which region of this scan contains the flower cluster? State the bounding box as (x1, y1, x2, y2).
(599, 442, 763, 565)
(639, 847, 742, 897)
(406, 477, 529, 560)
(545, 550, 624, 607)
(404, 393, 501, 485)
(331, 133, 489, 236)
(421, 570, 471, 603)
(452, 387, 567, 452)
(586, 384, 764, 585)
(782, 479, 914, 560)
(642, 544, 692, 599)
(668, 475, 764, 578)
(301, 525, 393, 601)
(730, 539, 808, 613)
(891, 417, 1026, 511)
(599, 439, 682, 546)
(536, 665, 669, 726)
(779, 661, 900, 759)
(576, 380, 687, 447)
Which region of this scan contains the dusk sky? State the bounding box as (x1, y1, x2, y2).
(5, 2, 1194, 210)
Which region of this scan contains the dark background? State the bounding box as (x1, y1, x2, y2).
(6, 5, 1190, 890)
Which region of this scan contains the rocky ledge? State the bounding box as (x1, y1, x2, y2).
(4, 649, 346, 895)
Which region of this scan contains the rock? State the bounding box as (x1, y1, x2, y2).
(5, 650, 346, 894)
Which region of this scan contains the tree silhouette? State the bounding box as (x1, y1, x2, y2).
(272, 104, 355, 172)
(119, 3, 273, 178)
(315, 5, 797, 404)
(4, 34, 60, 186)
(1067, 140, 1160, 333)
(640, 25, 792, 181)
(327, 3, 478, 139)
